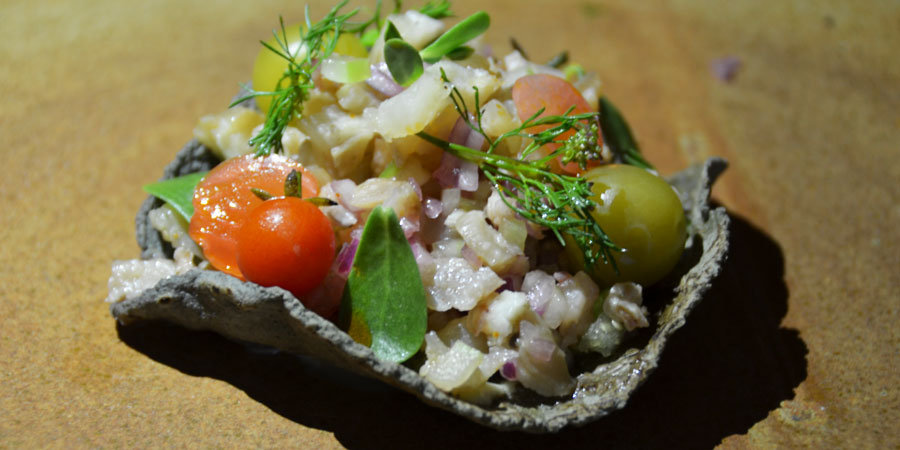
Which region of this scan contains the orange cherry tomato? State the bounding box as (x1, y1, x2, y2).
(236, 197, 336, 307)
(511, 74, 602, 174)
(189, 154, 318, 278)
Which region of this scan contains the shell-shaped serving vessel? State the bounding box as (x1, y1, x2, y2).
(112, 139, 729, 432)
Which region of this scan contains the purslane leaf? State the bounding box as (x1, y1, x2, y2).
(339, 206, 427, 363)
(142, 171, 207, 221)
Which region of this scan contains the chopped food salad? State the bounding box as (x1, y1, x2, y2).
(108, 0, 692, 406)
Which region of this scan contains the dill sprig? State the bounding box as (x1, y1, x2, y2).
(231, 0, 360, 156)
(416, 70, 620, 271)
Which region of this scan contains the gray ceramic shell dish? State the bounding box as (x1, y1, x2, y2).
(111, 138, 730, 433)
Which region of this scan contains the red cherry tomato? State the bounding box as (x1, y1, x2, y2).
(235, 197, 336, 310)
(511, 73, 602, 174)
(189, 154, 318, 278)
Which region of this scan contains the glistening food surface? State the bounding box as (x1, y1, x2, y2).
(106, 0, 729, 431)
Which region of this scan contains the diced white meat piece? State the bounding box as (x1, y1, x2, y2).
(348, 178, 420, 218)
(556, 272, 601, 347)
(427, 257, 503, 312)
(450, 210, 523, 273)
(603, 282, 649, 331)
(436, 317, 488, 353)
(515, 320, 575, 397)
(467, 290, 533, 344)
(367, 61, 498, 140)
(485, 189, 516, 225)
(419, 340, 484, 391)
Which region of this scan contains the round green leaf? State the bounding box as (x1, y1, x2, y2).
(384, 38, 424, 87)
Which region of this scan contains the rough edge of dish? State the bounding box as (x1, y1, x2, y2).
(116, 138, 729, 433)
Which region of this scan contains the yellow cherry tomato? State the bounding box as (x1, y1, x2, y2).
(252, 24, 368, 113)
(566, 164, 687, 286)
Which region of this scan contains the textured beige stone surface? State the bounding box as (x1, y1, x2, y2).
(1, 0, 897, 447)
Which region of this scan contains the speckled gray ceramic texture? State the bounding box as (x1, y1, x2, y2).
(115, 139, 730, 432)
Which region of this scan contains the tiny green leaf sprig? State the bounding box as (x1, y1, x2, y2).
(384, 10, 489, 86)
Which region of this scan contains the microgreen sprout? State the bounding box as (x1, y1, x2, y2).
(384, 10, 489, 85)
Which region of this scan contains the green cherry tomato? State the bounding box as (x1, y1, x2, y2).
(567, 164, 687, 286)
(252, 24, 368, 113)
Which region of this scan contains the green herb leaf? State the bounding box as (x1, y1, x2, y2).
(419, 0, 454, 19)
(599, 96, 654, 170)
(384, 37, 424, 86)
(546, 50, 568, 68)
(445, 45, 474, 61)
(361, 28, 380, 47)
(378, 161, 398, 178)
(340, 206, 427, 363)
(383, 19, 402, 42)
(142, 172, 207, 222)
(420, 11, 489, 63)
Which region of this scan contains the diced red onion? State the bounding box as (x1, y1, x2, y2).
(407, 177, 422, 201)
(526, 339, 557, 364)
(424, 197, 442, 219)
(448, 117, 472, 145)
(366, 62, 404, 97)
(433, 148, 479, 192)
(523, 272, 555, 316)
(433, 152, 461, 189)
(499, 275, 523, 293)
(399, 215, 420, 238)
(553, 271, 572, 283)
(335, 239, 359, 278)
(500, 360, 517, 380)
(409, 235, 435, 274)
(464, 128, 485, 151)
(447, 116, 486, 150)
